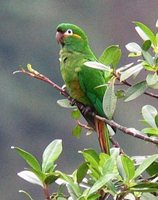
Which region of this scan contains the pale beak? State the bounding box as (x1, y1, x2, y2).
(56, 31, 64, 44)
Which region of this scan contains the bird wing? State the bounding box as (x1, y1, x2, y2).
(78, 62, 107, 116)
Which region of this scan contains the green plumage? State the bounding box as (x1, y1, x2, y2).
(56, 23, 111, 153)
(57, 23, 108, 116)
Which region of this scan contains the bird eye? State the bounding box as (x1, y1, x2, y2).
(65, 29, 73, 35)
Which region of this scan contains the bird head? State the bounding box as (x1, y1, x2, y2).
(56, 23, 89, 52)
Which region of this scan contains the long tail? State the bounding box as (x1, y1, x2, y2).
(77, 103, 110, 154)
(95, 118, 110, 154)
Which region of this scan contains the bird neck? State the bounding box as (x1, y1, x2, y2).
(61, 43, 97, 61)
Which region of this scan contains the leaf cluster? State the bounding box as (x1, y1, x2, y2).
(12, 140, 158, 200)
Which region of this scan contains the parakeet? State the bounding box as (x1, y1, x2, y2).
(56, 23, 111, 154)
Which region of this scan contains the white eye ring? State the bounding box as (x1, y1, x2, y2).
(65, 29, 73, 35)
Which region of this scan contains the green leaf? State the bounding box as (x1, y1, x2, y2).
(107, 124, 115, 136)
(87, 193, 100, 200)
(12, 147, 41, 172)
(155, 114, 158, 127)
(156, 19, 158, 28)
(99, 153, 110, 167)
(72, 124, 82, 138)
(132, 156, 148, 166)
(66, 184, 78, 200)
(140, 193, 158, 200)
(124, 81, 148, 102)
(154, 54, 158, 65)
(99, 45, 122, 68)
(128, 52, 141, 57)
(44, 173, 59, 185)
(101, 157, 115, 175)
(57, 99, 76, 109)
(117, 62, 133, 73)
(106, 181, 117, 195)
(18, 170, 43, 187)
(76, 162, 88, 184)
(115, 90, 125, 98)
(125, 42, 142, 53)
(134, 154, 158, 178)
(142, 40, 152, 51)
(131, 182, 158, 192)
(146, 73, 158, 89)
(156, 33, 158, 45)
(110, 148, 120, 158)
(117, 155, 135, 182)
(57, 171, 82, 197)
(71, 109, 81, 120)
(134, 21, 156, 45)
(84, 61, 111, 71)
(142, 62, 156, 71)
(103, 83, 117, 119)
(81, 149, 100, 169)
(80, 149, 100, 179)
(142, 50, 154, 66)
(88, 173, 115, 196)
(146, 161, 158, 176)
(142, 128, 158, 135)
(146, 73, 158, 86)
(120, 63, 143, 82)
(149, 82, 158, 89)
(142, 105, 157, 128)
(42, 140, 62, 173)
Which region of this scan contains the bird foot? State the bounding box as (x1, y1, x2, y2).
(69, 98, 76, 106)
(80, 105, 93, 115)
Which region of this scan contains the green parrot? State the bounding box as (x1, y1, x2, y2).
(56, 23, 111, 154)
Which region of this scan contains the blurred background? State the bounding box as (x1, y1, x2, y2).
(0, 0, 158, 199)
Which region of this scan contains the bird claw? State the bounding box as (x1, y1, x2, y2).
(69, 98, 76, 106)
(80, 105, 93, 115)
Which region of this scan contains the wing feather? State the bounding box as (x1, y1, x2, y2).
(78, 64, 107, 116)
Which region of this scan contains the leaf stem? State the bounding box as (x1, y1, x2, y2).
(77, 120, 94, 130)
(110, 137, 125, 154)
(43, 184, 51, 200)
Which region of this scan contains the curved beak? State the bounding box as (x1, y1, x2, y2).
(56, 31, 64, 44)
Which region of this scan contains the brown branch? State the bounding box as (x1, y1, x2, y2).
(77, 119, 125, 153)
(114, 72, 158, 99)
(123, 80, 158, 99)
(95, 115, 158, 144)
(13, 68, 158, 145)
(43, 185, 51, 200)
(77, 120, 94, 131)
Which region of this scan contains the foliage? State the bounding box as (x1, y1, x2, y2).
(12, 140, 158, 200)
(13, 20, 158, 199)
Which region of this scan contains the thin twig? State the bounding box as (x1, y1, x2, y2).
(113, 72, 158, 99)
(77, 120, 94, 131)
(110, 137, 125, 154)
(78, 119, 125, 153)
(13, 69, 158, 145)
(123, 80, 158, 99)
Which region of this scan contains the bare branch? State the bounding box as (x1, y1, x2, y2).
(95, 114, 158, 144)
